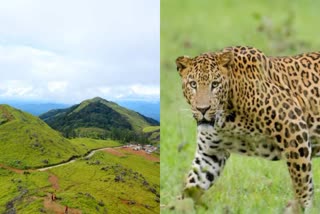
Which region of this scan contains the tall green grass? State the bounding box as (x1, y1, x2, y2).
(161, 0, 320, 213)
(49, 150, 160, 213)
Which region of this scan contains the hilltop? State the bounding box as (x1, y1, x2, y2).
(0, 105, 80, 169)
(40, 97, 159, 142)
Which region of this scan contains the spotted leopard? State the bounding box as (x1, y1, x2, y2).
(175, 46, 320, 210)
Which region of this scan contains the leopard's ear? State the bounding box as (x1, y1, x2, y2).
(176, 56, 191, 76)
(218, 51, 234, 67)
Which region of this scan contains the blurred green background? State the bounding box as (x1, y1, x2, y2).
(161, 0, 320, 213)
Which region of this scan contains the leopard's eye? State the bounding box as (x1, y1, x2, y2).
(211, 81, 220, 89)
(189, 81, 197, 89)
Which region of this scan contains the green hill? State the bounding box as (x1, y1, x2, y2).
(40, 97, 159, 141)
(143, 126, 160, 144)
(0, 105, 80, 169)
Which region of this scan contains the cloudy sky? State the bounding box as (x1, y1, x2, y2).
(0, 0, 159, 104)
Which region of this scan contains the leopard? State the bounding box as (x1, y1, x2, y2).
(175, 46, 320, 211)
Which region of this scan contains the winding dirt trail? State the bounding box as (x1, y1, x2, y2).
(48, 174, 60, 190)
(0, 163, 28, 174)
(38, 146, 123, 171)
(43, 193, 82, 214)
(44, 173, 82, 214)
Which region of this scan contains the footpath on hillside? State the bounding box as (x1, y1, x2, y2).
(1, 145, 159, 213)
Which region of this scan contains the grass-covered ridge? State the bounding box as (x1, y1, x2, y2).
(0, 105, 79, 169)
(161, 0, 320, 213)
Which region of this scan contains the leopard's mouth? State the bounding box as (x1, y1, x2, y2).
(197, 117, 215, 127)
(193, 110, 216, 126)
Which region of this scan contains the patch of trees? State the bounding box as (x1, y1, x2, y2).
(65, 127, 150, 144)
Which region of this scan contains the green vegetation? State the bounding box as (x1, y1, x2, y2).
(0, 105, 122, 169)
(0, 103, 159, 212)
(40, 97, 159, 143)
(142, 126, 160, 144)
(70, 138, 121, 151)
(0, 147, 159, 213)
(49, 151, 159, 213)
(0, 105, 79, 169)
(143, 126, 160, 133)
(161, 0, 320, 213)
(143, 126, 160, 145)
(0, 168, 51, 213)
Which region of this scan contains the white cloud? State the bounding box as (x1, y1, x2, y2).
(129, 85, 160, 96)
(0, 0, 159, 103)
(0, 80, 34, 97)
(48, 81, 68, 93)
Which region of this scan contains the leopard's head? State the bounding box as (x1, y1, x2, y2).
(176, 51, 233, 123)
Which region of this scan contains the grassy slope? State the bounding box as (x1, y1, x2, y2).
(0, 105, 79, 169)
(0, 105, 120, 169)
(69, 138, 121, 153)
(161, 0, 320, 213)
(0, 168, 51, 213)
(50, 151, 160, 213)
(143, 126, 160, 145)
(143, 126, 160, 133)
(2, 149, 159, 213)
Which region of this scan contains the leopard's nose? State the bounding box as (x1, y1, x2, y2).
(196, 106, 211, 115)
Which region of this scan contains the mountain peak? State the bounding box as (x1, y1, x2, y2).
(90, 97, 106, 102)
(40, 98, 159, 139)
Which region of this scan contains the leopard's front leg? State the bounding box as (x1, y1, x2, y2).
(276, 119, 314, 210)
(183, 124, 229, 203)
(283, 138, 313, 210)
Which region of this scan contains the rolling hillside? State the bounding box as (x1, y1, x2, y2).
(0, 104, 159, 213)
(143, 126, 160, 144)
(40, 97, 159, 140)
(0, 105, 80, 169)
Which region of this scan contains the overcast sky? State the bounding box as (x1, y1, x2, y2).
(0, 0, 159, 104)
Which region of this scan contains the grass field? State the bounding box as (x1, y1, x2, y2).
(70, 137, 121, 153)
(49, 150, 160, 213)
(161, 0, 320, 213)
(0, 139, 159, 213)
(143, 126, 160, 133)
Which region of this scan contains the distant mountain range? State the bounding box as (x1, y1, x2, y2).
(2, 101, 70, 116)
(117, 100, 159, 121)
(40, 97, 159, 141)
(1, 99, 160, 121)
